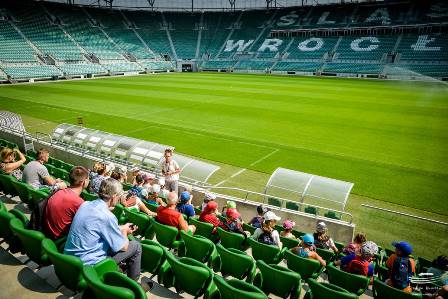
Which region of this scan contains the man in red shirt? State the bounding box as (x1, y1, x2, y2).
(44, 166, 89, 240)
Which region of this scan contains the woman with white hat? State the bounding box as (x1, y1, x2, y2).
(251, 211, 282, 248)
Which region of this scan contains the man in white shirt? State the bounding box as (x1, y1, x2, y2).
(160, 149, 181, 194)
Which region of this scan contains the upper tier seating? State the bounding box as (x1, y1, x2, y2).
(0, 20, 36, 62)
(10, 5, 83, 61)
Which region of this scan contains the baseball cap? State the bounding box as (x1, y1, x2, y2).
(361, 241, 379, 258)
(226, 201, 236, 209)
(180, 191, 190, 202)
(283, 220, 296, 230)
(316, 222, 327, 233)
(226, 208, 240, 220)
(264, 211, 281, 221)
(300, 233, 314, 246)
(205, 201, 218, 211)
(152, 184, 161, 193)
(204, 192, 216, 202)
(392, 241, 413, 256)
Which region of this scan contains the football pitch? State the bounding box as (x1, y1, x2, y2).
(0, 72, 447, 257)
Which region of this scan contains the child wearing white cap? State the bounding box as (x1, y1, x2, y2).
(201, 192, 217, 211)
(251, 211, 282, 248)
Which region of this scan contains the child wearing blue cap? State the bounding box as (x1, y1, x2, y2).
(176, 191, 195, 219)
(386, 241, 416, 293)
(291, 233, 326, 267)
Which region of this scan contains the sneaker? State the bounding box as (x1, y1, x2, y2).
(139, 281, 154, 292)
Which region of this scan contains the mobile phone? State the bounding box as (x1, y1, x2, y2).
(130, 224, 136, 230)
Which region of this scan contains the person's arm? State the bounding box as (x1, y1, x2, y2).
(252, 228, 262, 240)
(311, 251, 327, 267)
(272, 230, 282, 248)
(3, 149, 26, 173)
(138, 201, 156, 217)
(178, 214, 189, 232)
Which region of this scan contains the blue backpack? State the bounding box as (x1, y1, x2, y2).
(258, 231, 275, 245)
(392, 256, 413, 289)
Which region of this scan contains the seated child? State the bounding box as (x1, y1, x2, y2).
(280, 220, 296, 239)
(385, 241, 416, 293)
(291, 233, 326, 267)
(251, 211, 282, 248)
(248, 205, 267, 229)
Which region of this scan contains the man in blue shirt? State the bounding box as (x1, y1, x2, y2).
(64, 178, 151, 290)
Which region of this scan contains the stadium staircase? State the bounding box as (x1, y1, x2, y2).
(0, 0, 447, 81)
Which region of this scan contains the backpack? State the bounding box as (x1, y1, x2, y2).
(258, 231, 275, 245)
(27, 197, 49, 232)
(392, 256, 413, 289)
(346, 257, 370, 276)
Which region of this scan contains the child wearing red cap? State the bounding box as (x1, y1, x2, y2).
(219, 207, 245, 235)
(199, 201, 220, 233)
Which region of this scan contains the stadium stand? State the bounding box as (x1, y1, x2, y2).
(0, 0, 447, 81)
(2, 65, 61, 79)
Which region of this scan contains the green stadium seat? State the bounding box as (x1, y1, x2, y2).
(286, 201, 300, 211)
(11, 180, 32, 206)
(327, 262, 370, 296)
(372, 278, 423, 299)
(214, 243, 257, 283)
(217, 227, 247, 250)
(180, 231, 219, 266)
(305, 278, 359, 299)
(189, 217, 215, 239)
(316, 247, 336, 264)
(280, 236, 300, 249)
(247, 237, 285, 264)
(124, 208, 152, 237)
(212, 275, 267, 299)
(285, 249, 324, 281)
(9, 218, 50, 266)
(254, 260, 302, 299)
(267, 197, 282, 207)
(151, 218, 184, 253)
(0, 173, 18, 196)
(140, 239, 170, 285)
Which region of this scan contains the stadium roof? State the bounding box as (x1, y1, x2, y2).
(41, 0, 381, 11)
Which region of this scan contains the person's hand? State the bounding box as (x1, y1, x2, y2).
(121, 223, 138, 234)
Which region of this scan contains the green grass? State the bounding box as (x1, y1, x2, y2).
(0, 72, 447, 257)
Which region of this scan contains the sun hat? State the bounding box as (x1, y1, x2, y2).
(300, 234, 315, 246)
(264, 211, 281, 221)
(360, 241, 379, 258)
(115, 165, 127, 175)
(392, 241, 413, 256)
(283, 220, 296, 230)
(105, 162, 115, 174)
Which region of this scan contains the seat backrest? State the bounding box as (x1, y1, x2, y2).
(0, 173, 17, 195)
(247, 237, 282, 264)
(215, 243, 256, 282)
(316, 247, 335, 263)
(280, 236, 300, 249)
(255, 260, 301, 298)
(0, 210, 16, 240)
(285, 250, 323, 280)
(165, 250, 213, 297)
(125, 209, 151, 236)
(327, 262, 370, 296)
(181, 231, 215, 263)
(140, 239, 165, 275)
(217, 227, 245, 250)
(152, 218, 179, 248)
(373, 278, 423, 299)
(42, 238, 85, 291)
(189, 217, 214, 238)
(81, 190, 98, 201)
(112, 204, 127, 224)
(9, 218, 47, 265)
(308, 278, 359, 299)
(11, 180, 31, 204)
(213, 275, 268, 299)
(28, 188, 50, 209)
(103, 271, 147, 299)
(82, 266, 137, 299)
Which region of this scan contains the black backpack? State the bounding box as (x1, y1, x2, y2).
(27, 196, 49, 232)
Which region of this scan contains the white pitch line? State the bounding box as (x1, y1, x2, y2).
(214, 168, 247, 187)
(249, 148, 280, 166)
